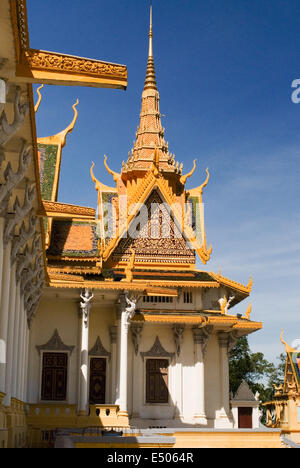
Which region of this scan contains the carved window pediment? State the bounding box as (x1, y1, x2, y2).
(140, 336, 174, 362)
(36, 329, 75, 356)
(89, 336, 111, 360)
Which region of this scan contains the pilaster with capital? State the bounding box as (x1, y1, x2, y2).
(192, 326, 212, 423)
(172, 325, 185, 419)
(109, 325, 117, 403)
(215, 331, 233, 427)
(131, 323, 143, 418)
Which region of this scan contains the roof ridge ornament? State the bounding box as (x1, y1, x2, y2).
(104, 154, 120, 182)
(34, 84, 44, 113)
(180, 159, 197, 185)
(280, 330, 298, 353)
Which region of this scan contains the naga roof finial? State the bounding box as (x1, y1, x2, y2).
(59, 98, 79, 148)
(104, 154, 120, 182)
(34, 84, 44, 113)
(280, 330, 298, 353)
(180, 159, 197, 185)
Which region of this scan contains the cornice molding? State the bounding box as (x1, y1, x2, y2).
(10, 0, 127, 89)
(42, 200, 95, 219)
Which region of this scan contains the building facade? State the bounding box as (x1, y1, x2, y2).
(0, 1, 285, 449)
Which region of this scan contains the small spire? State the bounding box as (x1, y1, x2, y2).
(144, 3, 157, 91)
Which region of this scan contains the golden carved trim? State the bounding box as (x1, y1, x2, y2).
(48, 279, 219, 290)
(233, 321, 263, 330)
(23, 49, 127, 79)
(42, 201, 95, 219)
(48, 273, 84, 282)
(10, 1, 127, 89)
(210, 271, 253, 294)
(132, 314, 206, 325)
(47, 256, 99, 262)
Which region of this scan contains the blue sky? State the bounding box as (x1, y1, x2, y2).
(27, 0, 300, 363)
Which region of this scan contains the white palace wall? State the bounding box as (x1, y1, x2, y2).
(28, 294, 226, 427)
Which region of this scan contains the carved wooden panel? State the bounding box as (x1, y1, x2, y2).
(41, 352, 68, 401)
(89, 358, 106, 404)
(146, 359, 169, 404)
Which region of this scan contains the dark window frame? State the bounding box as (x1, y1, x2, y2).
(145, 358, 169, 404)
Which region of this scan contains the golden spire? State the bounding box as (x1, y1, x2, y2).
(144, 3, 157, 91)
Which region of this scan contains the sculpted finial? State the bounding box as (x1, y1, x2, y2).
(280, 330, 298, 353)
(245, 304, 252, 320)
(55, 98, 79, 148)
(180, 159, 197, 185)
(104, 154, 120, 182)
(218, 295, 235, 315)
(247, 276, 253, 291)
(151, 147, 160, 176)
(199, 168, 210, 197)
(34, 84, 44, 113)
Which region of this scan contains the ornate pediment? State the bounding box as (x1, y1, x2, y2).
(112, 189, 195, 265)
(36, 329, 75, 355)
(89, 336, 111, 360)
(140, 336, 175, 361)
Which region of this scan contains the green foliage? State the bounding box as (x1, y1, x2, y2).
(229, 337, 285, 404)
(39, 144, 59, 201)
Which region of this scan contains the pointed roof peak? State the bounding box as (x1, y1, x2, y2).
(144, 3, 157, 91)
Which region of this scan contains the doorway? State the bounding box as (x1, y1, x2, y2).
(89, 358, 106, 404)
(238, 407, 253, 428)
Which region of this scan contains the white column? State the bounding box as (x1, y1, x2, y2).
(119, 310, 130, 417)
(3, 263, 17, 405)
(11, 286, 21, 398)
(172, 325, 184, 420)
(78, 289, 93, 416)
(118, 294, 137, 418)
(109, 326, 117, 404)
(16, 300, 25, 400)
(115, 311, 121, 405)
(0, 242, 11, 393)
(192, 328, 207, 424)
(20, 312, 28, 401)
(23, 325, 29, 402)
(0, 218, 4, 300)
(215, 332, 232, 428)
